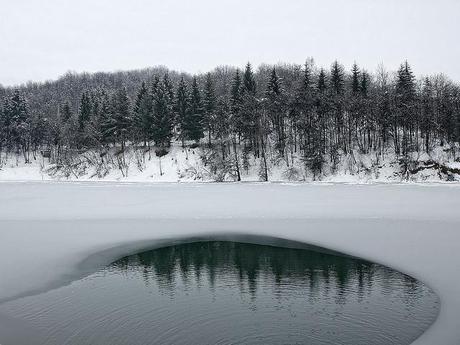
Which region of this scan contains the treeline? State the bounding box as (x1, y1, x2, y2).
(1, 60, 460, 179)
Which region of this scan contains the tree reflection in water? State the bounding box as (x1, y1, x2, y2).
(111, 241, 425, 305)
(0, 241, 438, 345)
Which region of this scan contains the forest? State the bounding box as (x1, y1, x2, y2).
(1, 59, 460, 181)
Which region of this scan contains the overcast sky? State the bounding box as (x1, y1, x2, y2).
(1, 0, 459, 86)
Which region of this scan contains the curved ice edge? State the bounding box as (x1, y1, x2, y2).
(0, 233, 440, 345)
(0, 233, 357, 305)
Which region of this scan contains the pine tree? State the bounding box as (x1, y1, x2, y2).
(291, 61, 314, 154)
(99, 91, 113, 145)
(360, 71, 369, 97)
(8, 90, 30, 160)
(202, 73, 216, 144)
(436, 77, 456, 146)
(330, 61, 346, 151)
(421, 77, 434, 152)
(301, 61, 314, 95)
(174, 77, 191, 145)
(360, 70, 373, 152)
(152, 76, 174, 148)
(162, 73, 175, 101)
(315, 68, 328, 155)
(214, 96, 230, 143)
(351, 63, 360, 94)
(265, 68, 285, 153)
(185, 77, 205, 142)
(266, 68, 282, 95)
(84, 91, 104, 147)
(317, 68, 327, 92)
(78, 92, 92, 132)
(455, 87, 460, 145)
(1, 59, 459, 181)
(1, 98, 11, 150)
(134, 82, 153, 145)
(151, 76, 160, 96)
(30, 112, 47, 152)
(61, 102, 72, 122)
(348, 63, 361, 151)
(396, 61, 416, 100)
(330, 61, 345, 95)
(228, 70, 245, 180)
(0, 100, 6, 150)
(243, 63, 256, 96)
(111, 88, 132, 149)
(240, 63, 258, 148)
(230, 69, 243, 135)
(395, 61, 416, 154)
(304, 125, 325, 180)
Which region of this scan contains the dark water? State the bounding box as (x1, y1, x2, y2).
(0, 241, 439, 345)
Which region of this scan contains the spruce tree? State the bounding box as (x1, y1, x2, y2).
(186, 77, 205, 142)
(230, 69, 243, 135)
(330, 61, 345, 95)
(291, 62, 314, 154)
(360, 71, 369, 97)
(85, 91, 103, 147)
(214, 97, 230, 143)
(174, 77, 191, 145)
(0, 100, 6, 150)
(318, 68, 327, 92)
(8, 90, 30, 160)
(151, 76, 160, 96)
(348, 63, 361, 150)
(304, 126, 325, 180)
(395, 61, 416, 154)
(202, 73, 216, 144)
(0, 59, 459, 181)
(134, 82, 153, 145)
(351, 63, 360, 94)
(330, 61, 346, 151)
(99, 91, 114, 145)
(361, 70, 373, 152)
(152, 76, 174, 148)
(421, 78, 434, 152)
(240, 63, 258, 147)
(162, 73, 175, 101)
(78, 92, 92, 132)
(315, 69, 328, 155)
(455, 87, 460, 145)
(111, 88, 132, 149)
(265, 68, 285, 152)
(30, 112, 47, 152)
(61, 102, 72, 122)
(229, 70, 245, 180)
(243, 63, 256, 96)
(293, 66, 324, 175)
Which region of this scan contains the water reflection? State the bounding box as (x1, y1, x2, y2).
(0, 241, 439, 345)
(112, 241, 422, 305)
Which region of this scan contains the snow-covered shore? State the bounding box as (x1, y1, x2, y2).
(1, 144, 459, 183)
(0, 182, 459, 345)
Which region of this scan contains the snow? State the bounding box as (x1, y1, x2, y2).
(0, 182, 460, 345)
(0, 143, 459, 183)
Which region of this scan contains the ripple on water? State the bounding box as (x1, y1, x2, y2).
(0, 241, 439, 345)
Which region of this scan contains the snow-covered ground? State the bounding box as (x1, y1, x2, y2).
(0, 143, 459, 183)
(0, 182, 459, 345)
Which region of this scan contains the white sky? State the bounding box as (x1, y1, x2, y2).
(1, 0, 459, 86)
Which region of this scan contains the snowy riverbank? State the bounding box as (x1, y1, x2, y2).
(0, 182, 459, 345)
(1, 144, 459, 183)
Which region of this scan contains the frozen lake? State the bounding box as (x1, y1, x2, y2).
(0, 182, 459, 345)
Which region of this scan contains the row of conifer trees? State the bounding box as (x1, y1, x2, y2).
(1, 60, 459, 178)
